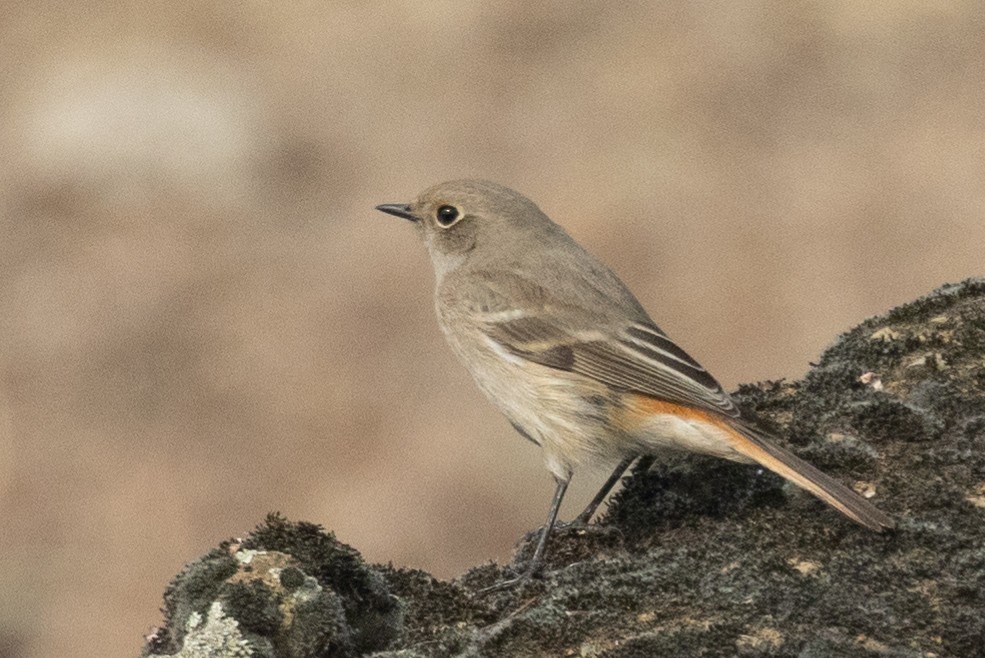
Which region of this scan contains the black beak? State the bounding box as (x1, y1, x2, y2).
(375, 203, 418, 222)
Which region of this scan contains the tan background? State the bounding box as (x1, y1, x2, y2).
(1, 2, 983, 657)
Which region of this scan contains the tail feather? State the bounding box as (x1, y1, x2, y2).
(725, 422, 895, 531)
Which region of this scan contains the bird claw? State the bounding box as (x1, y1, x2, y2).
(477, 564, 542, 593)
(555, 515, 591, 531)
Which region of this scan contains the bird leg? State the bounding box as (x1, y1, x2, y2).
(570, 455, 637, 525)
(480, 475, 569, 592)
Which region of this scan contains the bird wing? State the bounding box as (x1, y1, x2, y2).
(464, 270, 740, 419)
(458, 269, 895, 531)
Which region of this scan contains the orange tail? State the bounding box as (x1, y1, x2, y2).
(624, 394, 895, 530)
(723, 421, 895, 531)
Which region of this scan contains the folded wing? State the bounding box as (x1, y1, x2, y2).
(484, 311, 740, 419)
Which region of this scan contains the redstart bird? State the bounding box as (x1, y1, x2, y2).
(376, 180, 894, 587)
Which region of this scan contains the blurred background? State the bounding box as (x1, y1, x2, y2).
(1, 2, 983, 656)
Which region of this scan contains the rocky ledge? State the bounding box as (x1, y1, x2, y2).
(142, 279, 985, 658)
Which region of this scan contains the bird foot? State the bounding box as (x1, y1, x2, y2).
(477, 563, 543, 593)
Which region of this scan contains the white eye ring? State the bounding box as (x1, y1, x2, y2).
(435, 205, 463, 228)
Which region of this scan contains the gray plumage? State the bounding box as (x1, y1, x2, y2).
(376, 178, 894, 580)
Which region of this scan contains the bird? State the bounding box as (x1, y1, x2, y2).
(375, 179, 894, 587)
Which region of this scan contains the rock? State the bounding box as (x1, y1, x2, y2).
(142, 279, 985, 657)
(142, 514, 402, 658)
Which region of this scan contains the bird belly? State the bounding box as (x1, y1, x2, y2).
(442, 329, 626, 480)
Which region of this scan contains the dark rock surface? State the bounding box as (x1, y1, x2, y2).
(142, 280, 985, 657)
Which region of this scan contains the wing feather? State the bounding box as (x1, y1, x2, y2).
(485, 314, 739, 418)
(453, 268, 738, 418)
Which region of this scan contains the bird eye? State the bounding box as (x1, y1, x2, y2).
(435, 205, 461, 227)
